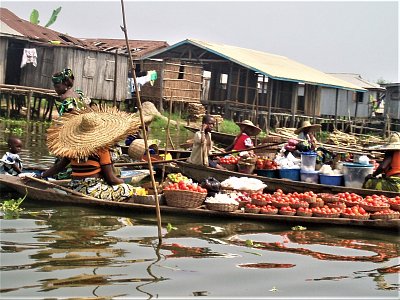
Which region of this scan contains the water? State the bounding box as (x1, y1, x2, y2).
(0, 119, 399, 299)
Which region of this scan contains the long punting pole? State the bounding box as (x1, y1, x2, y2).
(120, 0, 163, 242)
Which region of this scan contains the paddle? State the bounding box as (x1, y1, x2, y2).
(114, 157, 187, 168)
(25, 176, 99, 201)
(209, 141, 283, 157)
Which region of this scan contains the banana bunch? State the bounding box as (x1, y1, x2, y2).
(133, 187, 148, 196)
(167, 173, 190, 183)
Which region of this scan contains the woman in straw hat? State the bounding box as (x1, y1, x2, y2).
(363, 132, 400, 192)
(36, 105, 142, 201)
(294, 120, 321, 152)
(225, 120, 262, 152)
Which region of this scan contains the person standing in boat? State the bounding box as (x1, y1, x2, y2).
(36, 105, 141, 201)
(225, 120, 262, 152)
(188, 115, 224, 170)
(363, 132, 400, 192)
(52, 68, 91, 116)
(0, 137, 23, 176)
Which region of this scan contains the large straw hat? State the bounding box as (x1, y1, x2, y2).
(47, 105, 141, 159)
(236, 120, 262, 136)
(294, 120, 321, 134)
(379, 132, 400, 151)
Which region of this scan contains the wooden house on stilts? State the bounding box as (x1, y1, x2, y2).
(143, 39, 367, 130)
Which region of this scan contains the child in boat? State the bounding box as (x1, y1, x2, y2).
(0, 137, 23, 175)
(188, 115, 224, 170)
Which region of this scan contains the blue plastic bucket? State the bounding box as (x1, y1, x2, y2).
(319, 174, 344, 186)
(300, 170, 319, 183)
(279, 168, 300, 181)
(255, 169, 278, 178)
(301, 151, 317, 171)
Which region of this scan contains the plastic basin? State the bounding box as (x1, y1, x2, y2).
(319, 174, 344, 186)
(279, 168, 300, 181)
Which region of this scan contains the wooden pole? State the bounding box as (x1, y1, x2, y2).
(113, 50, 119, 107)
(27, 176, 99, 200)
(120, 0, 163, 242)
(27, 90, 32, 122)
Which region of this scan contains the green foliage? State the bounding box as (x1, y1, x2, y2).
(166, 223, 177, 232)
(218, 119, 240, 135)
(4, 127, 24, 136)
(0, 191, 27, 219)
(376, 77, 391, 85)
(30, 9, 39, 25)
(44, 7, 62, 28)
(29, 7, 62, 28)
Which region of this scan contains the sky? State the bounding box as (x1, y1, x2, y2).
(2, 0, 399, 83)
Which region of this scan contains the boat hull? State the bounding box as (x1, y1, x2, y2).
(177, 162, 400, 198)
(1, 175, 399, 230)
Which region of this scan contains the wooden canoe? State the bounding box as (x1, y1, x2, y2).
(177, 161, 400, 198)
(0, 175, 399, 230)
(184, 125, 248, 147)
(120, 146, 191, 159)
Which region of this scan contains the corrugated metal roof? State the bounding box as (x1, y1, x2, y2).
(328, 73, 385, 91)
(0, 8, 97, 49)
(147, 38, 366, 92)
(0, 20, 23, 36)
(82, 38, 169, 58)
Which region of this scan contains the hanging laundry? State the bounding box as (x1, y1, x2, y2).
(20, 48, 38, 68)
(148, 70, 158, 86)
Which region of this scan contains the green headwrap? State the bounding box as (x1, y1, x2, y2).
(52, 68, 74, 84)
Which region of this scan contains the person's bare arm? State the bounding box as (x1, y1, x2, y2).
(40, 157, 70, 178)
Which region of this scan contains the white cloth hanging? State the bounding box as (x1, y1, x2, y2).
(20, 48, 37, 68)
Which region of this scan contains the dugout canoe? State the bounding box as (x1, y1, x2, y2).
(184, 125, 253, 147)
(120, 146, 191, 159)
(0, 175, 399, 230)
(177, 161, 400, 198)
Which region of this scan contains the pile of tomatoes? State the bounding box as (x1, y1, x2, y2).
(163, 181, 207, 193)
(218, 156, 239, 165)
(256, 157, 278, 170)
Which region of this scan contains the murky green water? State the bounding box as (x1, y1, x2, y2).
(0, 119, 399, 298)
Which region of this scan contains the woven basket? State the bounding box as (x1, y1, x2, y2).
(260, 208, 278, 215)
(221, 163, 237, 172)
(318, 193, 340, 203)
(341, 212, 370, 220)
(343, 200, 359, 207)
(312, 212, 341, 218)
(163, 190, 207, 208)
(252, 198, 271, 207)
(132, 194, 165, 205)
(309, 200, 324, 208)
(389, 202, 400, 211)
(296, 211, 312, 217)
(360, 203, 390, 212)
(326, 202, 346, 209)
(206, 202, 239, 212)
(245, 207, 261, 214)
(370, 213, 400, 220)
(279, 210, 296, 216)
(237, 200, 252, 209)
(271, 201, 290, 208)
(303, 196, 317, 204)
(128, 139, 159, 160)
(289, 202, 309, 209)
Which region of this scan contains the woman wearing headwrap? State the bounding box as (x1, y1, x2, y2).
(52, 68, 91, 115)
